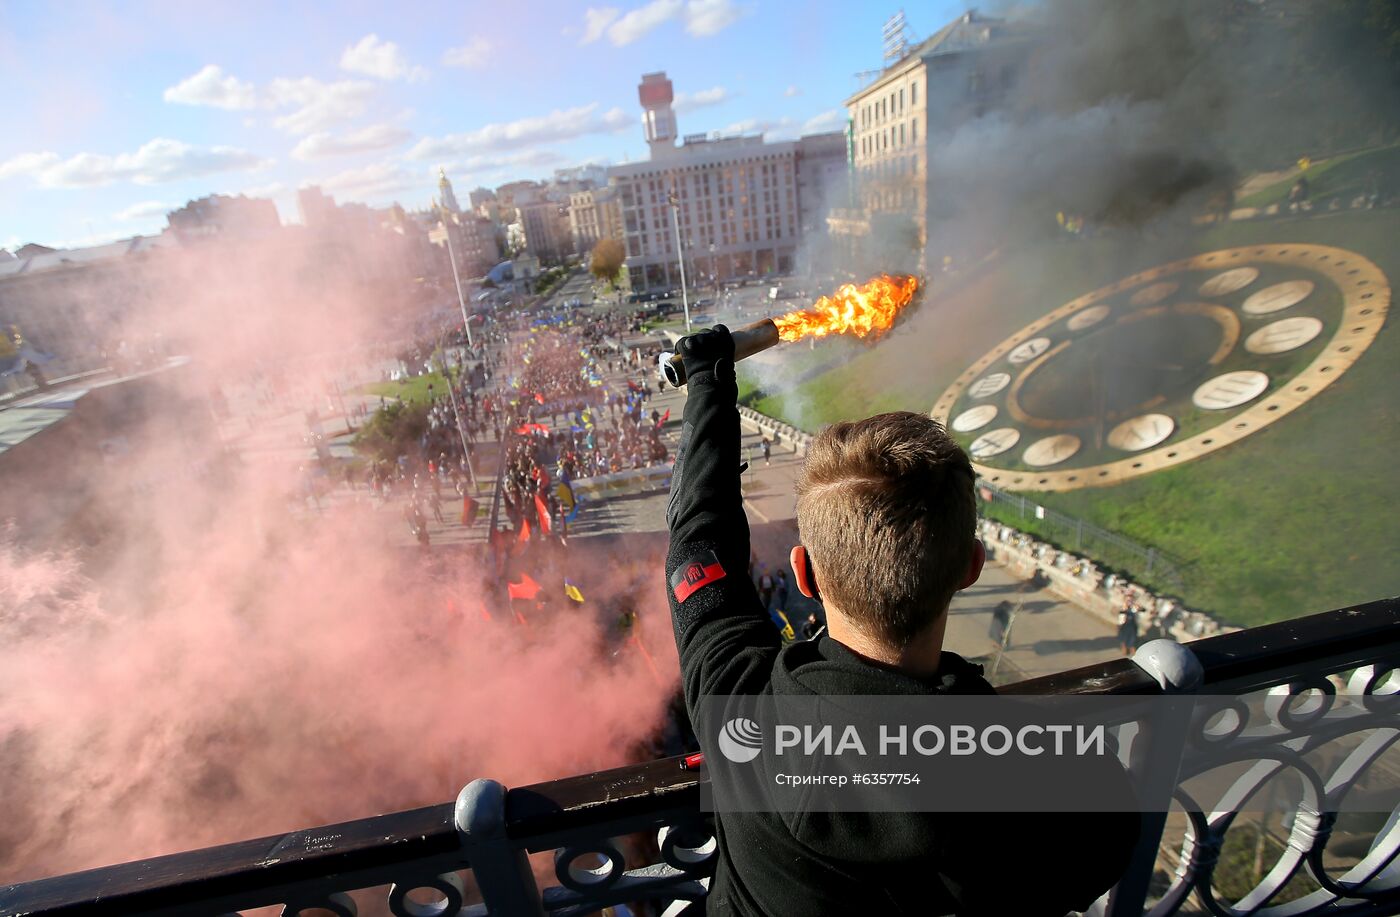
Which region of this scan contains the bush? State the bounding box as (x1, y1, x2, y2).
(351, 400, 429, 465)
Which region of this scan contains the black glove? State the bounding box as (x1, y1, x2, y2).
(677, 324, 735, 382)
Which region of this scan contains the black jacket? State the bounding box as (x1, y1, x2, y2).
(665, 364, 1140, 916)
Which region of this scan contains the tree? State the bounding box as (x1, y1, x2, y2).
(590, 238, 626, 286)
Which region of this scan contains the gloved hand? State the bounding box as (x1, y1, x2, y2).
(677, 324, 735, 382)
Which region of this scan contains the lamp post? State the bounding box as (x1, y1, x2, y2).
(439, 207, 475, 350)
(436, 324, 478, 491)
(667, 188, 691, 333)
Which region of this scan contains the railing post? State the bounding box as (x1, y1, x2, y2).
(1101, 640, 1203, 917)
(1145, 547, 1156, 578)
(456, 778, 544, 917)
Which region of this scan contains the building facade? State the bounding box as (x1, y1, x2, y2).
(166, 194, 280, 241)
(609, 71, 846, 291)
(832, 10, 1034, 270)
(567, 186, 623, 256)
(518, 199, 572, 265)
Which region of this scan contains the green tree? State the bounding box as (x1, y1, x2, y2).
(351, 400, 429, 465)
(590, 238, 626, 286)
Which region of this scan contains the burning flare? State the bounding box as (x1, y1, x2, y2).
(774, 274, 920, 342)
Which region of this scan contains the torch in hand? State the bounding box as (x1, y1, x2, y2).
(658, 274, 920, 387)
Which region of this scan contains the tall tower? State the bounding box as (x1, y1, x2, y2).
(638, 72, 677, 160)
(438, 168, 461, 214)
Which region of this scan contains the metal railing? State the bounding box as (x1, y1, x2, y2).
(2, 596, 1396, 917)
(977, 478, 1187, 593)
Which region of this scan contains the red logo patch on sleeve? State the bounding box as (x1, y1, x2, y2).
(671, 551, 727, 603)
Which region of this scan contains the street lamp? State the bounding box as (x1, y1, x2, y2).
(439, 205, 475, 350)
(667, 188, 691, 333)
(435, 324, 478, 491)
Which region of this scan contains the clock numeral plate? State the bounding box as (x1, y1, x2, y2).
(969, 427, 1021, 458)
(968, 372, 1011, 399)
(1242, 279, 1314, 315)
(1107, 414, 1175, 452)
(1192, 370, 1270, 410)
(1067, 304, 1111, 331)
(1130, 282, 1178, 306)
(952, 404, 998, 432)
(1244, 317, 1324, 355)
(1022, 434, 1082, 467)
(1007, 337, 1051, 365)
(1199, 267, 1260, 297)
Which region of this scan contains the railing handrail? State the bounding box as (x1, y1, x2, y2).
(2, 595, 1396, 917)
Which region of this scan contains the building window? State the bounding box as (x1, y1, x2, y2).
(899, 88, 904, 112)
(911, 118, 917, 142)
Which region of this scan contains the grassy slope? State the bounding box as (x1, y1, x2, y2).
(1237, 144, 1400, 209)
(757, 210, 1399, 627)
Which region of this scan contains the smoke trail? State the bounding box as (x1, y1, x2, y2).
(0, 228, 680, 884)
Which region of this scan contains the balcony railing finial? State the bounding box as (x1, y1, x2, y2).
(1130, 638, 1203, 694)
(455, 778, 545, 916)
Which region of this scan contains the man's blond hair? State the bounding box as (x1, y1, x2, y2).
(795, 411, 977, 647)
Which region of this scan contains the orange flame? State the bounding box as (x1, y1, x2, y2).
(773, 274, 920, 343)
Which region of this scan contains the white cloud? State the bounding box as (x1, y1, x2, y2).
(0, 139, 270, 188)
(406, 103, 630, 159)
(115, 200, 171, 221)
(802, 109, 846, 133)
(440, 149, 567, 177)
(583, 0, 741, 45)
(0, 152, 60, 180)
(340, 34, 428, 82)
(267, 77, 377, 134)
(442, 36, 493, 69)
(784, 85, 801, 98)
(580, 7, 621, 44)
(291, 122, 413, 160)
(607, 0, 682, 46)
(162, 65, 258, 110)
(684, 0, 743, 37)
(239, 181, 287, 199)
(673, 86, 730, 112)
(318, 161, 431, 202)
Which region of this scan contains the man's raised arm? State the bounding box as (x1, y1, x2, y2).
(664, 326, 779, 703)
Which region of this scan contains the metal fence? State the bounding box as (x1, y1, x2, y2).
(977, 478, 1185, 594)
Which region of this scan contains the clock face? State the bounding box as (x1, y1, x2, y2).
(932, 244, 1390, 491)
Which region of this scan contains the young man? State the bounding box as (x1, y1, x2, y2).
(665, 327, 1138, 916)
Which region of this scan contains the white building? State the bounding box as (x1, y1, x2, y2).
(608, 71, 846, 291)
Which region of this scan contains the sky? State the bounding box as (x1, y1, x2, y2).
(0, 0, 970, 251)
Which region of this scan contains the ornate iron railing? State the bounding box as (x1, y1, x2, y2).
(2, 596, 1396, 917)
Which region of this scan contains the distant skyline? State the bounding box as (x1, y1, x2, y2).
(0, 0, 971, 251)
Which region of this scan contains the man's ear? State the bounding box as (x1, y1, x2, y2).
(790, 545, 821, 600)
(957, 539, 986, 591)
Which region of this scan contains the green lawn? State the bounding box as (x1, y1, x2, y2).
(363, 370, 452, 407)
(1237, 144, 1400, 209)
(755, 209, 1399, 627)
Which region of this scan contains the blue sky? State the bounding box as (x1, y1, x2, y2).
(0, 0, 969, 251)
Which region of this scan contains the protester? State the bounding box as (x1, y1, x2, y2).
(663, 326, 1139, 917)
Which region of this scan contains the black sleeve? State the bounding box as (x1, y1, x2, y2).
(665, 364, 780, 711)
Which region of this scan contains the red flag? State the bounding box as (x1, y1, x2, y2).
(658, 408, 670, 426)
(507, 573, 541, 601)
(517, 517, 531, 544)
(515, 423, 549, 435)
(534, 492, 552, 535)
(534, 392, 545, 404)
(461, 495, 479, 526)
(478, 601, 493, 623)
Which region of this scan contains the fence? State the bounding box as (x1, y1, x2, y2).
(977, 478, 1185, 594)
(4, 597, 1396, 917)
